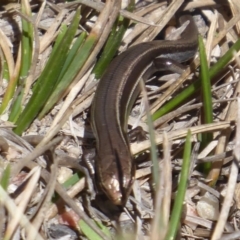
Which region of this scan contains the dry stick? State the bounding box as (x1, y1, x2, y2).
(229, 0, 240, 32)
(135, 2, 166, 17)
(205, 10, 218, 65)
(5, 167, 41, 239)
(25, 161, 109, 239)
(220, 230, 240, 240)
(198, 150, 233, 163)
(63, 0, 157, 26)
(206, 58, 240, 186)
(22, 135, 92, 220)
(45, 0, 62, 13)
(131, 180, 143, 239)
(211, 53, 240, 239)
(0, 185, 44, 240)
(28, 155, 59, 240)
(49, 67, 92, 134)
(151, 132, 172, 240)
(123, 3, 167, 47)
(45, 176, 86, 221)
(211, 127, 239, 239)
(183, 0, 227, 10)
(10, 136, 63, 177)
(25, 135, 94, 194)
(144, 13, 240, 120)
(131, 121, 231, 155)
(153, 103, 202, 128)
(134, 0, 184, 44)
(207, 76, 240, 183)
(37, 85, 96, 147)
(64, 0, 225, 24)
(35, 0, 46, 26)
(72, 82, 97, 116)
(161, 132, 172, 239)
(154, 97, 237, 128)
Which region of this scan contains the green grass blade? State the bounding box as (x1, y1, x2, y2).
(199, 35, 213, 125)
(50, 25, 68, 58)
(38, 33, 96, 119)
(0, 56, 13, 114)
(32, 24, 68, 94)
(0, 61, 18, 114)
(152, 38, 240, 121)
(165, 130, 192, 240)
(2, 58, 9, 81)
(0, 165, 10, 191)
(38, 31, 87, 118)
(198, 35, 213, 172)
(92, 0, 134, 79)
(13, 9, 81, 135)
(9, 1, 33, 122)
(79, 219, 110, 240)
(62, 172, 83, 189)
(57, 32, 86, 83)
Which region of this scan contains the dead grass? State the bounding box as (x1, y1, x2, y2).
(0, 0, 240, 239)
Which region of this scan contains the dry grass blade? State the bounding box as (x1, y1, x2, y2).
(131, 121, 231, 155)
(0, 0, 240, 239)
(134, 0, 184, 44)
(0, 29, 14, 78)
(5, 166, 41, 239)
(28, 155, 58, 240)
(11, 136, 63, 177)
(151, 132, 172, 240)
(15, 10, 40, 105)
(63, 0, 157, 26)
(211, 96, 239, 239)
(0, 185, 44, 240)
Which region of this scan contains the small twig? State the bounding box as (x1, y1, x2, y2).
(0, 185, 44, 240)
(11, 136, 63, 177)
(211, 97, 240, 240)
(63, 0, 157, 26)
(25, 161, 110, 239)
(28, 152, 59, 240)
(131, 121, 232, 155)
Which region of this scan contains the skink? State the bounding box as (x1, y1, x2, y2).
(91, 14, 198, 205)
